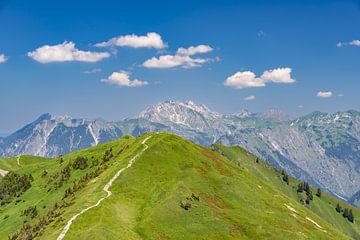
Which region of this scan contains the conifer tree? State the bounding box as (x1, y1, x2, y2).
(305, 182, 310, 194)
(336, 203, 342, 213)
(316, 188, 321, 198)
(348, 209, 354, 223)
(343, 208, 349, 218)
(297, 183, 302, 192)
(282, 174, 289, 185)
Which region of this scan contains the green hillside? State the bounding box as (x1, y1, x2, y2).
(0, 132, 358, 239)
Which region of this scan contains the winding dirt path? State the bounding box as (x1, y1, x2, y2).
(56, 135, 152, 240)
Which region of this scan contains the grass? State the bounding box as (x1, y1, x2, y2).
(212, 143, 360, 239)
(0, 132, 356, 239)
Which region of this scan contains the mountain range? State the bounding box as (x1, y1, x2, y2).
(1, 133, 360, 239)
(1, 100, 359, 205)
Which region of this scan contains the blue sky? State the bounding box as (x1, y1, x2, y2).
(0, 0, 359, 133)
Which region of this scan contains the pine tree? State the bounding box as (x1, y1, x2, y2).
(336, 203, 342, 213)
(282, 174, 289, 185)
(348, 209, 354, 223)
(307, 191, 313, 201)
(343, 208, 349, 218)
(297, 183, 303, 193)
(305, 182, 310, 194)
(316, 188, 321, 198)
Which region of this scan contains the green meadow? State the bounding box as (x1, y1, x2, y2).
(0, 133, 358, 239)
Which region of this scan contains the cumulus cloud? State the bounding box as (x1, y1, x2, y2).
(244, 95, 256, 101)
(224, 67, 295, 89)
(260, 67, 295, 84)
(101, 71, 148, 87)
(143, 55, 208, 68)
(337, 40, 360, 47)
(143, 44, 214, 69)
(0, 54, 7, 63)
(224, 71, 266, 89)
(95, 32, 166, 49)
(317, 91, 332, 98)
(176, 45, 213, 56)
(28, 41, 110, 63)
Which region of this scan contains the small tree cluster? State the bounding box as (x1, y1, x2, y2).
(21, 206, 38, 219)
(336, 203, 342, 213)
(336, 203, 354, 223)
(63, 164, 111, 200)
(72, 156, 88, 170)
(47, 164, 71, 189)
(0, 172, 33, 206)
(297, 181, 313, 204)
(9, 201, 65, 240)
(102, 148, 114, 163)
(316, 188, 321, 198)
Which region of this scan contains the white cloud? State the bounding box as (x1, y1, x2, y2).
(350, 40, 360, 46)
(95, 32, 166, 49)
(28, 41, 110, 63)
(224, 67, 295, 89)
(143, 44, 214, 69)
(224, 71, 265, 89)
(176, 45, 213, 56)
(101, 71, 148, 87)
(337, 93, 343, 97)
(83, 68, 102, 74)
(260, 67, 295, 84)
(143, 55, 208, 68)
(0, 54, 7, 63)
(244, 95, 256, 101)
(337, 40, 360, 47)
(317, 91, 332, 98)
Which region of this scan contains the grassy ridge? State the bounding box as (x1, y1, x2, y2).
(0, 132, 356, 239)
(212, 144, 360, 239)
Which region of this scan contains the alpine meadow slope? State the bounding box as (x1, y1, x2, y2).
(0, 133, 359, 239)
(0, 101, 359, 203)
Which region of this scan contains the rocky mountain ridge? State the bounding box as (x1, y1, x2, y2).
(1, 100, 359, 203)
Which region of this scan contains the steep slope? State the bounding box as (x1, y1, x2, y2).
(212, 144, 360, 239)
(0, 133, 358, 239)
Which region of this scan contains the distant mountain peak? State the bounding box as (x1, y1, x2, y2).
(138, 100, 224, 135)
(138, 100, 220, 121)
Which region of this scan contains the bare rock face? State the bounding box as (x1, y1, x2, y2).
(1, 101, 360, 203)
